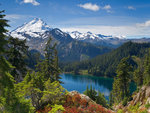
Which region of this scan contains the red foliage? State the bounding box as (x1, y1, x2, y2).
(64, 95, 74, 107)
(63, 94, 112, 113)
(37, 94, 112, 113)
(36, 106, 52, 113)
(80, 99, 88, 107)
(64, 107, 81, 113)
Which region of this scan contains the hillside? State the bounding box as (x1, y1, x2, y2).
(113, 85, 150, 113)
(63, 42, 150, 77)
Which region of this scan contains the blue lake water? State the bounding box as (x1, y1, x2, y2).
(61, 74, 114, 100)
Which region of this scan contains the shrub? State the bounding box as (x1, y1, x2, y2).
(122, 97, 128, 106)
(145, 103, 150, 109)
(49, 104, 65, 113)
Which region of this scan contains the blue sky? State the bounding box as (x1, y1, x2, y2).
(1, 0, 150, 38)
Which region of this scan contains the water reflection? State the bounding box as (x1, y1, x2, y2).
(60, 74, 114, 99)
(61, 74, 136, 100)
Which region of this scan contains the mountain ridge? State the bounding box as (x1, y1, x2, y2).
(10, 18, 112, 62)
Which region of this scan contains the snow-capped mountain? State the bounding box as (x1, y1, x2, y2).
(68, 31, 127, 48)
(9, 18, 110, 61)
(10, 18, 53, 39)
(9, 18, 150, 61)
(10, 17, 126, 47)
(68, 31, 126, 41)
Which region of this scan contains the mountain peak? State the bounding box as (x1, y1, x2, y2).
(10, 18, 53, 39)
(29, 18, 45, 26)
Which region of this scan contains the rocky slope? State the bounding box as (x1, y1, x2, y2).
(114, 85, 150, 113)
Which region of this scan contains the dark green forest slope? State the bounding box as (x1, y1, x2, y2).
(62, 42, 150, 77)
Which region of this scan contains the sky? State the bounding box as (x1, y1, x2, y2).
(1, 0, 150, 38)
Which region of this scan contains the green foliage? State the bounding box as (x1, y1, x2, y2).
(143, 49, 150, 85)
(36, 37, 61, 83)
(140, 110, 148, 113)
(15, 37, 66, 111)
(42, 79, 65, 105)
(128, 103, 140, 113)
(7, 37, 28, 82)
(0, 10, 33, 113)
(57, 39, 112, 62)
(83, 85, 109, 108)
(25, 49, 44, 69)
(117, 109, 124, 113)
(49, 104, 65, 113)
(16, 71, 66, 111)
(145, 103, 150, 109)
(112, 57, 132, 103)
(96, 91, 108, 108)
(0, 10, 9, 54)
(122, 96, 128, 106)
(63, 42, 150, 77)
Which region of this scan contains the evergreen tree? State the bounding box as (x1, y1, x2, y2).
(143, 49, 150, 85)
(7, 37, 28, 82)
(133, 56, 144, 87)
(112, 57, 132, 103)
(16, 37, 65, 111)
(0, 10, 9, 54)
(0, 10, 33, 113)
(83, 85, 108, 108)
(36, 37, 61, 82)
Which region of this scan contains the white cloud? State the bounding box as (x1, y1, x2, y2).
(23, 0, 40, 6)
(103, 5, 111, 12)
(5, 14, 25, 20)
(78, 3, 100, 11)
(128, 6, 136, 10)
(136, 20, 150, 27)
(5, 14, 34, 20)
(103, 5, 111, 10)
(61, 22, 150, 38)
(78, 3, 112, 13)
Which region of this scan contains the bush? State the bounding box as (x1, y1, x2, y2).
(145, 103, 150, 109)
(84, 85, 109, 108)
(49, 104, 65, 113)
(122, 97, 128, 106)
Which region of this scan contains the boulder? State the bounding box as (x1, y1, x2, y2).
(69, 91, 93, 103)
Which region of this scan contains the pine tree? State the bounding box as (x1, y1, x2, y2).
(112, 57, 132, 103)
(36, 37, 61, 82)
(0, 10, 33, 113)
(7, 37, 28, 82)
(143, 49, 150, 85)
(83, 85, 108, 108)
(132, 56, 144, 87)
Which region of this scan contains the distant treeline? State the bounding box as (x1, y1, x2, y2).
(61, 42, 150, 77)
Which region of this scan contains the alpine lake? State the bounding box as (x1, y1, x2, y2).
(61, 74, 136, 100)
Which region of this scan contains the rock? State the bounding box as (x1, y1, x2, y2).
(145, 86, 150, 98)
(133, 92, 141, 105)
(69, 91, 94, 103)
(133, 95, 137, 101)
(80, 94, 91, 102)
(69, 90, 79, 96)
(141, 86, 147, 91)
(114, 103, 123, 111)
(140, 91, 145, 101)
(146, 97, 150, 104)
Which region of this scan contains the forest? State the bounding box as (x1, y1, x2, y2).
(62, 41, 150, 77)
